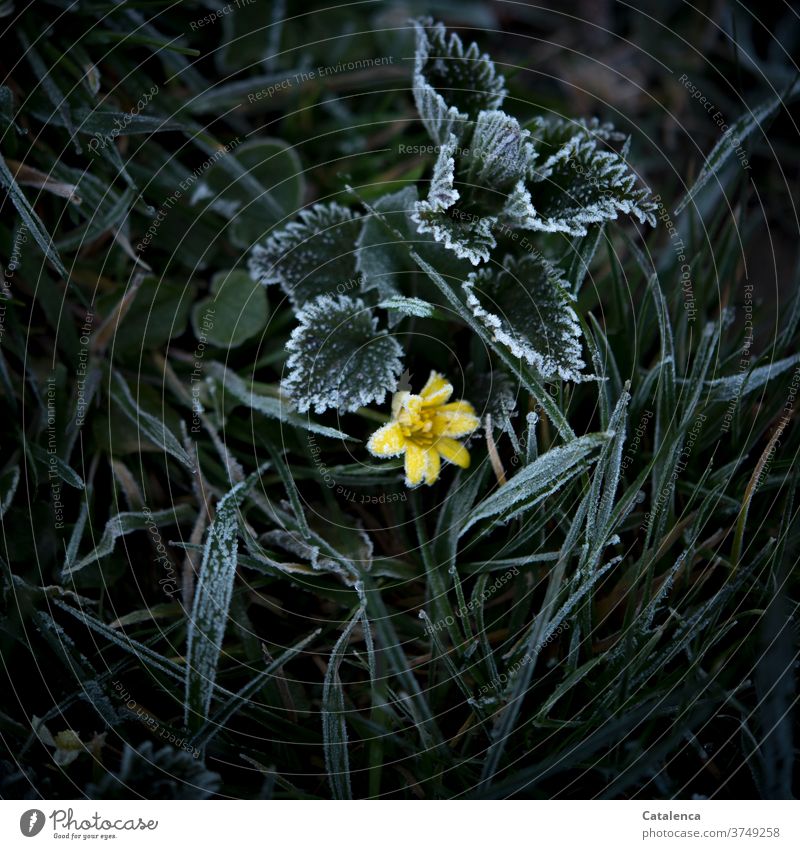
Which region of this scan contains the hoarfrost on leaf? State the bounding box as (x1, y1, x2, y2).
(282, 294, 404, 414)
(463, 254, 587, 382)
(412, 18, 506, 144)
(248, 202, 362, 308)
(527, 131, 657, 236)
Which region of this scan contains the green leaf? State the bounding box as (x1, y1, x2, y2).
(184, 467, 263, 733)
(464, 253, 587, 382)
(192, 270, 269, 349)
(0, 464, 19, 519)
(357, 187, 419, 300)
(207, 363, 355, 441)
(528, 127, 657, 236)
(191, 137, 304, 249)
(29, 444, 85, 491)
(675, 79, 800, 215)
(565, 224, 606, 296)
(64, 504, 194, 577)
(75, 107, 183, 138)
(54, 167, 137, 252)
(322, 607, 364, 800)
(104, 276, 194, 358)
(461, 433, 608, 535)
(0, 152, 67, 279)
(408, 247, 576, 441)
(412, 18, 506, 144)
(0, 85, 22, 134)
(191, 628, 321, 749)
(249, 202, 362, 308)
(378, 295, 436, 318)
(282, 294, 403, 414)
(703, 352, 800, 403)
(110, 372, 195, 471)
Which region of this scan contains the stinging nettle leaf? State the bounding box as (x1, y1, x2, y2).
(282, 294, 403, 415)
(464, 253, 587, 382)
(412, 18, 506, 145)
(528, 130, 657, 236)
(356, 186, 420, 302)
(248, 202, 362, 309)
(466, 110, 533, 188)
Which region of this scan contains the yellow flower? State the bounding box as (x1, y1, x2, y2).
(367, 371, 480, 486)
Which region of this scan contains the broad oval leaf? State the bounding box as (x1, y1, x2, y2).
(249, 202, 362, 308)
(464, 254, 587, 382)
(282, 294, 403, 414)
(192, 269, 269, 349)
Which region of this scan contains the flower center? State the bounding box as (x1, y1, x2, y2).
(398, 405, 437, 446)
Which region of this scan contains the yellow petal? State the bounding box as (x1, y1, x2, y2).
(435, 437, 471, 468)
(433, 402, 480, 437)
(396, 392, 423, 420)
(367, 421, 406, 458)
(404, 442, 428, 486)
(391, 390, 410, 420)
(420, 370, 453, 407)
(424, 446, 441, 484)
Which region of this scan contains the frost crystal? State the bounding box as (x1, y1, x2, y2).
(248, 202, 362, 308)
(282, 294, 404, 414)
(464, 254, 587, 382)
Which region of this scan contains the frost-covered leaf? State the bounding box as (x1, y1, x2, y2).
(464, 254, 587, 381)
(461, 432, 608, 535)
(412, 18, 506, 144)
(110, 372, 195, 471)
(262, 530, 358, 585)
(282, 294, 403, 414)
(378, 295, 436, 318)
(248, 202, 362, 308)
(466, 110, 533, 188)
(412, 118, 533, 263)
(501, 180, 538, 229)
(322, 607, 364, 800)
(190, 138, 304, 249)
(701, 352, 800, 402)
(87, 741, 220, 800)
(527, 116, 625, 161)
(528, 133, 657, 236)
(467, 368, 518, 436)
(674, 78, 800, 215)
(185, 468, 263, 732)
(64, 504, 194, 577)
(0, 463, 19, 519)
(421, 133, 460, 212)
(412, 204, 495, 265)
(206, 362, 354, 441)
(356, 186, 476, 303)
